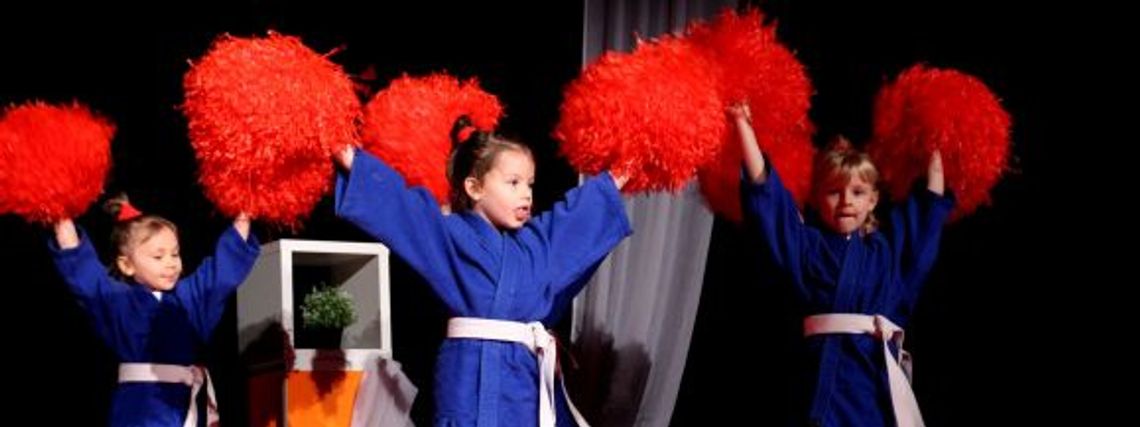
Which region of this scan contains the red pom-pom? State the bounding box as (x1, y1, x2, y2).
(688, 9, 813, 110)
(183, 32, 360, 228)
(688, 9, 816, 221)
(867, 65, 1011, 219)
(697, 128, 815, 222)
(360, 73, 502, 204)
(555, 36, 725, 192)
(0, 102, 114, 224)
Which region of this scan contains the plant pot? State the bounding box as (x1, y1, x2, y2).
(304, 327, 343, 349)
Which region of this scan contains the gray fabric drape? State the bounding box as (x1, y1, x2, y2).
(570, 1, 738, 426)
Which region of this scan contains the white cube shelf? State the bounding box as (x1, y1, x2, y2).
(237, 239, 392, 372)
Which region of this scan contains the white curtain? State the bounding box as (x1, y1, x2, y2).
(570, 1, 738, 426)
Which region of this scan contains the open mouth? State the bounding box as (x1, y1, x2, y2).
(515, 206, 531, 221)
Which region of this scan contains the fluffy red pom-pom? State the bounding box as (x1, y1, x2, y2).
(867, 65, 1011, 219)
(688, 9, 816, 221)
(688, 9, 813, 110)
(555, 36, 725, 193)
(360, 73, 502, 204)
(0, 102, 114, 224)
(697, 128, 815, 222)
(183, 32, 360, 228)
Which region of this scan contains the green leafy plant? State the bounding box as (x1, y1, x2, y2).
(300, 284, 357, 330)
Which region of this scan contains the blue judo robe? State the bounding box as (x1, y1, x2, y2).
(49, 226, 259, 426)
(743, 168, 954, 427)
(335, 150, 632, 427)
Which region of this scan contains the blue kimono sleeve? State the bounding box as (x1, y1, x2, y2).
(174, 225, 260, 341)
(522, 172, 632, 300)
(888, 186, 955, 310)
(48, 228, 133, 349)
(334, 149, 464, 310)
(740, 167, 821, 301)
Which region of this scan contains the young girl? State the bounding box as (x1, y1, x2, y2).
(733, 104, 952, 427)
(49, 195, 259, 426)
(333, 118, 631, 427)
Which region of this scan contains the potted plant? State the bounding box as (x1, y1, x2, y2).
(299, 284, 357, 348)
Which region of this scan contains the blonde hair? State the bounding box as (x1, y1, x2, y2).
(812, 136, 880, 234)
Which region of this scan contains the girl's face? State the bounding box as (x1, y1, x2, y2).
(116, 227, 183, 291)
(815, 173, 878, 235)
(466, 149, 535, 230)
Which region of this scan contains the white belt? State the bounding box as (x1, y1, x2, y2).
(448, 317, 590, 427)
(803, 314, 924, 427)
(118, 363, 217, 427)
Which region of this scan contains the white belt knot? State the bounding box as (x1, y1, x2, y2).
(803, 313, 924, 427)
(448, 317, 589, 427)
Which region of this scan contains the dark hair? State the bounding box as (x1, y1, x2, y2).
(446, 116, 532, 211)
(102, 194, 178, 275)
